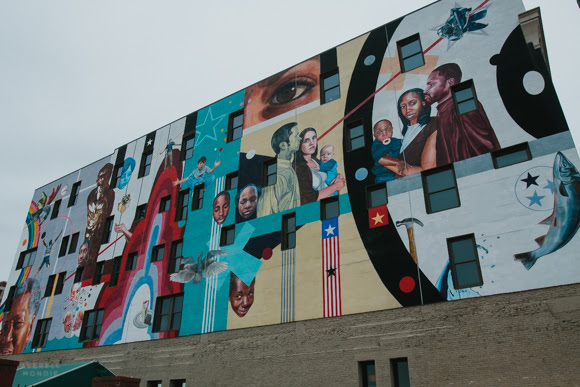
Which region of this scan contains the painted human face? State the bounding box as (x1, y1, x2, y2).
(244, 57, 321, 128)
(425, 72, 450, 104)
(373, 121, 393, 143)
(78, 242, 89, 266)
(287, 126, 302, 153)
(229, 278, 255, 318)
(320, 147, 334, 163)
(400, 92, 425, 126)
(0, 293, 34, 355)
(96, 170, 107, 187)
(213, 194, 230, 225)
(238, 186, 258, 219)
(197, 161, 206, 171)
(300, 130, 317, 156)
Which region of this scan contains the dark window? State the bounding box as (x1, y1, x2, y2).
(93, 262, 105, 285)
(347, 121, 365, 151)
(359, 361, 376, 387)
(68, 232, 80, 254)
(262, 159, 277, 187)
(45, 275, 56, 297)
(147, 382, 162, 387)
(447, 234, 483, 289)
(192, 184, 205, 211)
(74, 267, 84, 283)
(492, 142, 532, 169)
(111, 163, 123, 189)
(321, 69, 340, 104)
(138, 150, 153, 178)
(109, 256, 122, 287)
(126, 252, 138, 271)
(422, 165, 460, 214)
(182, 133, 195, 160)
(452, 80, 478, 115)
(168, 241, 183, 274)
(320, 196, 340, 220)
(176, 190, 190, 221)
(391, 358, 411, 387)
(153, 293, 184, 332)
(135, 203, 147, 221)
(397, 33, 424, 72)
(367, 183, 388, 208)
(54, 272, 66, 295)
(151, 244, 165, 262)
(31, 318, 52, 349)
(4, 286, 17, 311)
(68, 181, 81, 207)
(220, 225, 236, 247)
(225, 171, 239, 191)
(101, 216, 114, 244)
(59, 235, 70, 257)
(170, 380, 186, 387)
(79, 309, 104, 342)
(282, 213, 296, 250)
(159, 196, 171, 213)
(227, 109, 244, 142)
(50, 200, 61, 220)
(17, 248, 37, 270)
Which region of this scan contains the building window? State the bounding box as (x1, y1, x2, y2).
(367, 183, 388, 208)
(79, 309, 104, 342)
(126, 252, 138, 271)
(59, 235, 70, 257)
(422, 165, 460, 214)
(45, 272, 65, 297)
(135, 203, 147, 221)
(220, 225, 235, 247)
(170, 380, 187, 387)
(282, 213, 296, 250)
(68, 232, 80, 254)
(4, 286, 17, 311)
(321, 69, 340, 104)
(225, 171, 239, 191)
(359, 361, 376, 387)
(138, 150, 153, 178)
(45, 275, 56, 297)
(182, 133, 195, 160)
(320, 196, 339, 220)
(17, 248, 37, 270)
(147, 382, 162, 387)
(50, 199, 61, 220)
(447, 234, 483, 289)
(452, 80, 478, 115)
(101, 216, 114, 244)
(227, 109, 244, 142)
(111, 163, 123, 189)
(153, 293, 184, 332)
(151, 244, 165, 263)
(347, 121, 365, 151)
(93, 262, 105, 285)
(192, 184, 205, 211)
(74, 267, 84, 283)
(391, 358, 410, 387)
(31, 318, 52, 349)
(159, 196, 171, 213)
(109, 256, 122, 287)
(397, 33, 424, 72)
(68, 181, 81, 207)
(176, 190, 190, 221)
(168, 240, 183, 274)
(54, 272, 66, 295)
(262, 159, 277, 187)
(492, 142, 531, 169)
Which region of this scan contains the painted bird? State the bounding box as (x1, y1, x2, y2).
(170, 250, 228, 283)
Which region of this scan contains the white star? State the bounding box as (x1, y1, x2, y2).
(324, 224, 336, 236)
(147, 139, 153, 146)
(195, 107, 227, 146)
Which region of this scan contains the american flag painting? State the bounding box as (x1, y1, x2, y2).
(322, 217, 341, 317)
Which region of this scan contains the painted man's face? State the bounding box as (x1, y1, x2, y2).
(424, 72, 450, 104)
(0, 293, 34, 355)
(287, 127, 302, 153)
(229, 277, 255, 318)
(213, 194, 230, 225)
(238, 186, 258, 219)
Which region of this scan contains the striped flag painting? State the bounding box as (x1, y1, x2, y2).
(322, 217, 341, 318)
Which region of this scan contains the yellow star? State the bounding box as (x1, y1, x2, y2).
(379, 52, 440, 91)
(372, 212, 384, 225)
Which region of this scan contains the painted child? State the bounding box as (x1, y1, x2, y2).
(319, 144, 339, 196)
(174, 156, 221, 191)
(371, 120, 402, 183)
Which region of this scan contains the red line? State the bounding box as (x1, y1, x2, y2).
(473, 0, 490, 12)
(423, 37, 443, 54)
(98, 235, 124, 256)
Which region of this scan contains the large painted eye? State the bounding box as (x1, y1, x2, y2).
(269, 77, 316, 105)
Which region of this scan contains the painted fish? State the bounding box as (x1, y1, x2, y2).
(514, 152, 580, 269)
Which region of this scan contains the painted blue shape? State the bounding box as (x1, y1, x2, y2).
(322, 217, 339, 239)
(543, 179, 554, 194)
(527, 190, 546, 207)
(119, 158, 136, 189)
(355, 168, 369, 181)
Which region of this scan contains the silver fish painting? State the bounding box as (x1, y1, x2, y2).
(514, 152, 580, 269)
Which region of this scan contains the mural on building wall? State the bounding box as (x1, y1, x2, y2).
(1, 0, 580, 354)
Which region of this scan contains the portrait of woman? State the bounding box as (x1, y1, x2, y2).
(294, 127, 345, 205)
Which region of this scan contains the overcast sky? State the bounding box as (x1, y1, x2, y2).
(0, 0, 578, 283)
